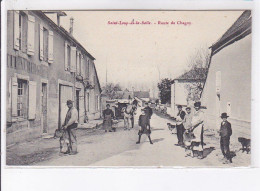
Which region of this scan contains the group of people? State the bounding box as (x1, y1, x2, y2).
(59, 99, 233, 164)
(173, 101, 233, 163)
(102, 101, 154, 144)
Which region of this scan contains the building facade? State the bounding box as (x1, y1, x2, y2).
(201, 11, 251, 141)
(6, 11, 102, 145)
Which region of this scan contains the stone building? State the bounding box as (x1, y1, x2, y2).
(6, 11, 102, 145)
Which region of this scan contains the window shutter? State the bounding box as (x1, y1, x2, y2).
(28, 81, 37, 120)
(64, 42, 68, 70)
(81, 55, 84, 76)
(13, 11, 20, 50)
(39, 24, 44, 60)
(11, 77, 18, 116)
(27, 15, 35, 56)
(76, 51, 79, 74)
(70, 46, 76, 72)
(48, 30, 54, 63)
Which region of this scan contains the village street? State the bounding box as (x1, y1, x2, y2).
(8, 108, 246, 167)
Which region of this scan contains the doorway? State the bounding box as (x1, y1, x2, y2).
(76, 89, 80, 120)
(58, 84, 73, 128)
(41, 83, 48, 133)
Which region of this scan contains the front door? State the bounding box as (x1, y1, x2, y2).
(76, 89, 80, 120)
(41, 83, 48, 133)
(58, 85, 73, 128)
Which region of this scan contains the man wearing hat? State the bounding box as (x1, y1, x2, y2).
(190, 101, 204, 153)
(175, 105, 186, 146)
(219, 112, 232, 163)
(62, 100, 79, 154)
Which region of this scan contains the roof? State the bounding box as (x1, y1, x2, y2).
(174, 68, 208, 81)
(211, 10, 252, 55)
(93, 64, 102, 93)
(133, 91, 150, 99)
(200, 11, 252, 99)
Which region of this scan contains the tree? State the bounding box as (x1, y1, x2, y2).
(185, 82, 204, 103)
(187, 46, 210, 69)
(185, 46, 210, 104)
(102, 83, 123, 99)
(157, 78, 173, 104)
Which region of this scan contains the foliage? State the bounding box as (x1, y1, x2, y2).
(187, 46, 211, 69)
(102, 83, 123, 99)
(184, 46, 210, 103)
(157, 78, 173, 104)
(185, 82, 204, 103)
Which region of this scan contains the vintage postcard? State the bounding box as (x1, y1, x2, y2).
(3, 9, 251, 167)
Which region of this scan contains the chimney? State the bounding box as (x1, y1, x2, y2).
(69, 17, 74, 35)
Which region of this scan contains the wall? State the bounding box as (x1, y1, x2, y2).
(201, 34, 251, 141)
(170, 81, 190, 116)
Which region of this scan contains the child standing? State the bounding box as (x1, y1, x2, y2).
(219, 112, 233, 163)
(136, 108, 153, 144)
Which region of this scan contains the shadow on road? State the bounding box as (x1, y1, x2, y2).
(203, 147, 215, 158)
(152, 138, 165, 143)
(152, 128, 165, 131)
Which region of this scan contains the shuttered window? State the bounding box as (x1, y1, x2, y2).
(14, 11, 28, 52)
(76, 51, 80, 75)
(70, 46, 76, 72)
(80, 54, 83, 76)
(79, 53, 82, 75)
(27, 15, 35, 55)
(48, 31, 54, 63)
(43, 28, 49, 62)
(64, 42, 68, 70)
(12, 78, 28, 118)
(28, 81, 37, 120)
(11, 77, 18, 116)
(39, 24, 44, 60)
(13, 11, 20, 50)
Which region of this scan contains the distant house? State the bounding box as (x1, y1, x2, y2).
(201, 11, 251, 140)
(170, 68, 207, 116)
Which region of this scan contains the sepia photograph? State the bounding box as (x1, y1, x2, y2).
(4, 9, 251, 167)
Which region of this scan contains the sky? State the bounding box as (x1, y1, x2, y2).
(47, 11, 242, 93)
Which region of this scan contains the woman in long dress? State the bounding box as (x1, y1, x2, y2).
(103, 104, 114, 132)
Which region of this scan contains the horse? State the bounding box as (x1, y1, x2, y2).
(123, 100, 138, 130)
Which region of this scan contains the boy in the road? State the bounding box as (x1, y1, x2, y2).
(219, 112, 233, 163)
(136, 108, 153, 144)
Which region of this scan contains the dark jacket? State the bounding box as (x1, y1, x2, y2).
(177, 110, 186, 120)
(219, 121, 232, 137)
(139, 114, 148, 128)
(103, 109, 114, 118)
(144, 106, 153, 119)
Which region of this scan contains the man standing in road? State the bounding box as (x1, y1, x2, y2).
(191, 101, 205, 156)
(183, 107, 193, 145)
(175, 105, 186, 146)
(144, 102, 153, 129)
(62, 100, 78, 155)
